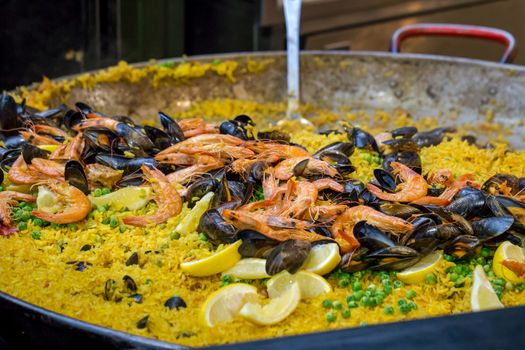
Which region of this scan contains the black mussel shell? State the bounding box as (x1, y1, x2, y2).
(382, 138, 419, 152)
(265, 239, 311, 275)
(314, 142, 355, 158)
(407, 223, 461, 255)
(428, 207, 474, 236)
(219, 120, 252, 140)
(164, 295, 187, 310)
(123, 275, 138, 292)
(519, 178, 525, 191)
(382, 151, 422, 174)
(3, 134, 26, 149)
(248, 161, 268, 183)
(234, 114, 254, 126)
(126, 252, 139, 266)
(0, 93, 20, 131)
(340, 248, 370, 273)
(346, 127, 379, 153)
(414, 127, 456, 148)
(461, 135, 477, 145)
(373, 168, 397, 192)
(353, 221, 396, 251)
(158, 111, 185, 143)
(104, 279, 117, 301)
(96, 153, 157, 176)
(257, 130, 290, 142)
(136, 315, 149, 329)
(472, 217, 514, 241)
(198, 209, 237, 245)
(114, 123, 155, 153)
(446, 188, 486, 218)
(65, 160, 89, 194)
(237, 230, 279, 258)
(144, 126, 173, 150)
(482, 174, 520, 195)
(186, 178, 220, 208)
(63, 110, 85, 130)
(379, 203, 422, 219)
(21, 143, 49, 164)
(117, 173, 146, 187)
(83, 128, 119, 153)
(443, 235, 481, 260)
(390, 126, 418, 139)
(365, 246, 420, 271)
(292, 158, 309, 177)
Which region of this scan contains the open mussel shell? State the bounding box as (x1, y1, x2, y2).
(158, 111, 185, 143)
(144, 126, 173, 150)
(406, 223, 461, 255)
(237, 230, 279, 258)
(382, 151, 422, 174)
(446, 187, 486, 218)
(21, 143, 49, 164)
(0, 93, 21, 131)
(346, 127, 380, 153)
(382, 138, 419, 152)
(117, 172, 146, 187)
(186, 178, 220, 208)
(414, 127, 456, 148)
(379, 203, 422, 219)
(340, 248, 371, 273)
(0, 149, 21, 172)
(198, 209, 237, 245)
(365, 245, 420, 271)
(219, 120, 252, 140)
(63, 110, 85, 131)
(353, 221, 395, 251)
(233, 114, 254, 126)
(443, 235, 481, 260)
(96, 153, 157, 176)
(486, 195, 525, 234)
(472, 216, 514, 241)
(265, 239, 311, 275)
(114, 123, 155, 154)
(65, 160, 89, 194)
(313, 142, 355, 158)
(257, 130, 290, 142)
(482, 174, 520, 195)
(248, 161, 267, 183)
(84, 128, 119, 153)
(373, 168, 397, 192)
(428, 207, 474, 236)
(292, 158, 309, 177)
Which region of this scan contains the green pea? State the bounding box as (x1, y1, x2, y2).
(322, 299, 332, 308)
(19, 201, 27, 208)
(444, 254, 455, 262)
(481, 246, 490, 257)
(384, 305, 394, 315)
(347, 300, 358, 308)
(374, 296, 383, 306)
(487, 271, 495, 277)
(144, 278, 153, 285)
(425, 274, 437, 284)
(493, 277, 506, 286)
(109, 216, 119, 228)
(361, 296, 369, 306)
(101, 187, 111, 195)
(326, 311, 337, 323)
(333, 301, 342, 310)
(33, 218, 44, 227)
(93, 188, 102, 197)
(19, 212, 31, 222)
(476, 257, 485, 265)
(352, 281, 362, 291)
(31, 231, 41, 240)
(97, 205, 107, 213)
(383, 285, 393, 295)
(339, 278, 350, 288)
(341, 309, 351, 319)
(18, 222, 27, 231)
(483, 265, 491, 273)
(170, 231, 181, 240)
(68, 223, 78, 230)
(353, 290, 364, 301)
(101, 217, 110, 225)
(399, 304, 411, 314)
(397, 298, 407, 306)
(406, 290, 417, 299)
(198, 233, 208, 241)
(23, 205, 33, 212)
(367, 284, 376, 292)
(393, 280, 403, 289)
(449, 272, 459, 282)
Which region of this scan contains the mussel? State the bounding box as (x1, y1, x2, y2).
(21, 143, 49, 164)
(237, 230, 279, 258)
(265, 239, 311, 275)
(158, 111, 185, 143)
(365, 246, 420, 271)
(313, 142, 355, 158)
(471, 216, 514, 241)
(185, 177, 220, 208)
(382, 151, 422, 174)
(65, 160, 89, 194)
(443, 235, 481, 260)
(390, 126, 418, 139)
(346, 127, 380, 153)
(144, 126, 173, 150)
(257, 130, 290, 142)
(198, 209, 237, 245)
(413, 127, 456, 148)
(96, 153, 157, 175)
(353, 221, 396, 251)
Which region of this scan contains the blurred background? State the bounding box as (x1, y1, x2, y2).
(2, 0, 525, 90)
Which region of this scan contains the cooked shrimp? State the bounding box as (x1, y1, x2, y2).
(19, 130, 61, 145)
(502, 259, 525, 278)
(74, 117, 119, 131)
(155, 153, 200, 165)
(166, 158, 225, 184)
(0, 191, 36, 235)
(123, 165, 182, 227)
(410, 196, 450, 206)
(427, 169, 454, 187)
(274, 157, 337, 180)
(8, 156, 46, 184)
(246, 142, 310, 158)
(50, 132, 85, 161)
(262, 168, 280, 200)
(438, 174, 480, 201)
(331, 205, 413, 253)
(312, 178, 344, 192)
(280, 181, 318, 218)
(28, 158, 65, 178)
(301, 204, 348, 222)
(157, 134, 244, 156)
(33, 124, 69, 139)
(367, 162, 428, 202)
(222, 209, 328, 242)
(249, 213, 315, 230)
(178, 118, 218, 138)
(32, 182, 91, 224)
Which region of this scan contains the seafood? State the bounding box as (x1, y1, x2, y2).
(32, 182, 92, 224)
(123, 165, 182, 226)
(367, 162, 427, 202)
(0, 191, 36, 235)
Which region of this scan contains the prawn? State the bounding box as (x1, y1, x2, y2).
(32, 182, 91, 224)
(19, 130, 61, 145)
(427, 169, 454, 187)
(166, 159, 225, 184)
(123, 165, 182, 227)
(438, 174, 480, 201)
(301, 204, 348, 222)
(410, 196, 451, 206)
(33, 124, 69, 139)
(502, 259, 525, 278)
(178, 118, 218, 138)
(73, 117, 119, 131)
(28, 158, 65, 178)
(0, 191, 36, 235)
(157, 134, 244, 156)
(279, 181, 318, 218)
(367, 162, 428, 202)
(50, 132, 85, 161)
(8, 156, 46, 184)
(246, 142, 311, 158)
(331, 205, 413, 253)
(312, 178, 344, 192)
(273, 157, 337, 180)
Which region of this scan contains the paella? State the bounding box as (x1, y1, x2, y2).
(0, 59, 524, 347)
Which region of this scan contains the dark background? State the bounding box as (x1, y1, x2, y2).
(2, 0, 525, 93)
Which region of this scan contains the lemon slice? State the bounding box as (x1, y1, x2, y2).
(89, 186, 153, 210)
(493, 241, 525, 284)
(175, 192, 214, 235)
(201, 283, 259, 327)
(181, 240, 242, 277)
(302, 243, 341, 275)
(397, 252, 442, 284)
(266, 270, 331, 299)
(223, 258, 270, 279)
(240, 282, 300, 325)
(471, 265, 504, 311)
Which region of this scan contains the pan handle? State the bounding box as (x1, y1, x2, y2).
(390, 23, 517, 64)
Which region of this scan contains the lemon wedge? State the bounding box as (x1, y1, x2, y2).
(223, 258, 270, 279)
(266, 270, 331, 299)
(37, 144, 60, 152)
(493, 241, 525, 284)
(201, 283, 259, 327)
(36, 186, 61, 213)
(471, 265, 504, 311)
(89, 186, 152, 210)
(175, 192, 214, 235)
(181, 240, 242, 277)
(240, 282, 300, 325)
(397, 252, 442, 284)
(302, 243, 341, 275)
